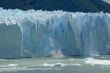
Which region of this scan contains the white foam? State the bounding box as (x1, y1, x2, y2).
(0, 64, 18, 68)
(44, 63, 64, 67)
(8, 64, 18, 67)
(85, 58, 110, 65)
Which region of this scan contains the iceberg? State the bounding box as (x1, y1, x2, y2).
(0, 8, 110, 58)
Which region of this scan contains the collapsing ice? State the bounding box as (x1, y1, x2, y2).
(0, 8, 110, 58)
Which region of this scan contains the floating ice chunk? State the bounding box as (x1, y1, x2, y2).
(54, 63, 65, 67)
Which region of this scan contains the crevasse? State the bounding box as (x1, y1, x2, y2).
(0, 8, 110, 58)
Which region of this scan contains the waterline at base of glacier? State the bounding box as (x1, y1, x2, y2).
(0, 58, 110, 73)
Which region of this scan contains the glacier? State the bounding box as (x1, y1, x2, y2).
(0, 8, 110, 58)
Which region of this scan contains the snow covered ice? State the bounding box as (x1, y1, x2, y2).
(0, 8, 110, 58)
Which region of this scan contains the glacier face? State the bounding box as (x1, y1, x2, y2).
(0, 9, 110, 58)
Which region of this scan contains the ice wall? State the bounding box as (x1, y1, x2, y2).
(0, 8, 110, 58)
(0, 24, 22, 58)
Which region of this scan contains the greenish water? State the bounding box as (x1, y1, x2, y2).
(0, 57, 110, 73)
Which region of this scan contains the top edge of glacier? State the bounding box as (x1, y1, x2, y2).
(0, 7, 110, 25)
(0, 7, 109, 13)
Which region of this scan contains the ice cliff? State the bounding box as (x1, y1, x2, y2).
(0, 8, 110, 58)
